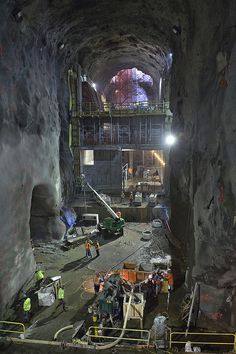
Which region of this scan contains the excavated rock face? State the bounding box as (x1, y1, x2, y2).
(1, 0, 236, 328)
(170, 1, 236, 327)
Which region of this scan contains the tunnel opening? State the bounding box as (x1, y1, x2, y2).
(104, 67, 156, 105)
(30, 184, 62, 241)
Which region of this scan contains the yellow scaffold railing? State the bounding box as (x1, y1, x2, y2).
(88, 326, 150, 346)
(168, 330, 236, 352)
(0, 321, 25, 335)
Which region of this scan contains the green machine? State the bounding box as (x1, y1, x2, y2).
(81, 175, 125, 237)
(99, 216, 125, 236)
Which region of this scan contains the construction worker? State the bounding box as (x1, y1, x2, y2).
(95, 240, 100, 257)
(116, 209, 122, 218)
(85, 238, 93, 258)
(93, 273, 101, 294)
(153, 271, 162, 296)
(23, 295, 31, 322)
(56, 286, 66, 311)
(35, 270, 44, 290)
(164, 269, 174, 291)
(92, 311, 99, 337)
(146, 274, 155, 301)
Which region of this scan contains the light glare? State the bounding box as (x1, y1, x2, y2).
(165, 134, 176, 146)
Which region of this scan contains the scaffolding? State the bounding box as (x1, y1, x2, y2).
(106, 68, 138, 105)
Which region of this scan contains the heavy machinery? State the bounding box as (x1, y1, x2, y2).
(81, 175, 125, 236)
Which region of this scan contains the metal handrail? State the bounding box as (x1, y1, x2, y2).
(0, 320, 25, 335)
(79, 101, 170, 117)
(88, 326, 150, 346)
(169, 330, 236, 351)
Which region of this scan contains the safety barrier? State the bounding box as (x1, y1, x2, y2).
(80, 101, 170, 117)
(88, 326, 150, 346)
(168, 330, 236, 352)
(0, 321, 25, 335)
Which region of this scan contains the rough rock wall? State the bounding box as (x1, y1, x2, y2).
(0, 3, 73, 317)
(170, 1, 236, 327)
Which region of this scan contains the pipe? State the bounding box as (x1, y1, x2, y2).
(6, 291, 134, 351)
(4, 336, 92, 349)
(54, 325, 73, 341)
(84, 179, 119, 220)
(95, 288, 134, 350)
(185, 282, 199, 337)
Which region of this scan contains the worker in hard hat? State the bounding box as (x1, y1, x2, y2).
(23, 295, 31, 322)
(35, 270, 44, 290)
(153, 271, 162, 296)
(146, 274, 155, 301)
(56, 285, 66, 311)
(95, 240, 100, 257)
(85, 238, 93, 258)
(116, 209, 122, 218)
(164, 269, 174, 291)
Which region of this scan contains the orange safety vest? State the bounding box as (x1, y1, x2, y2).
(85, 241, 91, 250)
(165, 272, 174, 286)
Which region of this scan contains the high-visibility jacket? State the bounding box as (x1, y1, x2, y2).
(85, 241, 92, 250)
(35, 270, 44, 281)
(58, 287, 64, 300)
(23, 298, 31, 312)
(164, 272, 174, 286)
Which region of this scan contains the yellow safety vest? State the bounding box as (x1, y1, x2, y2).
(23, 298, 31, 312)
(58, 288, 64, 299)
(35, 271, 44, 281)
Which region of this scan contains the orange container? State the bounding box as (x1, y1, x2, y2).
(120, 270, 129, 281)
(136, 271, 145, 282)
(123, 262, 137, 270)
(128, 270, 137, 283)
(119, 270, 137, 282)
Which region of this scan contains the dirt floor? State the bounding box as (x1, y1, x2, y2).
(2, 220, 188, 353)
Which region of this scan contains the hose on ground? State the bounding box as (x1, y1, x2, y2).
(54, 325, 73, 341)
(95, 288, 134, 350)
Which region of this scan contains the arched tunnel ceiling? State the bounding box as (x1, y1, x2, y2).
(20, 0, 186, 88)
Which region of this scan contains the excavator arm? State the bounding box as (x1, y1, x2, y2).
(80, 174, 120, 221)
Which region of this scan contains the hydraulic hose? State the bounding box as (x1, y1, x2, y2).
(95, 288, 134, 350)
(54, 325, 73, 341)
